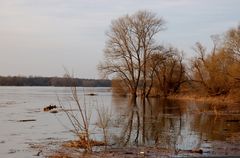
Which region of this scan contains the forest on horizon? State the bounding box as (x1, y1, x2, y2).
(0, 76, 111, 87)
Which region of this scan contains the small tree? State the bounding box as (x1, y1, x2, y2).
(224, 25, 240, 82)
(224, 25, 240, 58)
(151, 47, 186, 97)
(191, 41, 235, 96)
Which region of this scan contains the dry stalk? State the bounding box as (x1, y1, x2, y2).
(96, 105, 112, 149)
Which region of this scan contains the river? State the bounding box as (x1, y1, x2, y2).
(0, 86, 239, 157)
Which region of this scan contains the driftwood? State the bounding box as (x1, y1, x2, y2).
(176, 149, 203, 154)
(18, 119, 36, 122)
(43, 105, 57, 112)
(86, 93, 97, 96)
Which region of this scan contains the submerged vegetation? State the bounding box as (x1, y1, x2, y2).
(48, 93, 240, 157)
(50, 10, 240, 157)
(99, 10, 240, 101)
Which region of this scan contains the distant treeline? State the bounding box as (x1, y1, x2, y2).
(0, 76, 111, 87)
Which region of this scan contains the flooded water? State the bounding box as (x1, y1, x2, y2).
(0, 87, 239, 157)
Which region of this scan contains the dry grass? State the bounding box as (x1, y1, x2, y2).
(96, 105, 111, 148)
(63, 139, 106, 149)
(167, 94, 236, 105)
(48, 146, 174, 158)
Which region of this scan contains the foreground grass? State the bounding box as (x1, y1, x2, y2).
(48, 146, 175, 158)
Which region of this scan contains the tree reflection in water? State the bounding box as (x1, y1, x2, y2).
(113, 97, 183, 149)
(111, 96, 240, 154)
(117, 97, 140, 146)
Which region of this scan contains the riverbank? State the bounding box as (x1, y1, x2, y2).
(48, 146, 175, 158)
(43, 94, 240, 158)
(38, 139, 240, 158)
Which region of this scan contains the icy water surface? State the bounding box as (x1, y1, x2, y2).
(0, 87, 239, 157)
(0, 87, 112, 157)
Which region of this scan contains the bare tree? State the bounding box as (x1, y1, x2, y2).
(223, 25, 240, 82)
(191, 41, 233, 96)
(152, 47, 186, 97)
(191, 42, 209, 90)
(98, 10, 165, 98)
(224, 25, 240, 58)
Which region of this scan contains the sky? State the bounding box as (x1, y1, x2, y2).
(0, 0, 239, 79)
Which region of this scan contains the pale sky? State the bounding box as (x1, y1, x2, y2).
(0, 0, 239, 79)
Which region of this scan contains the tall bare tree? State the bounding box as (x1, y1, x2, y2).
(98, 10, 165, 98)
